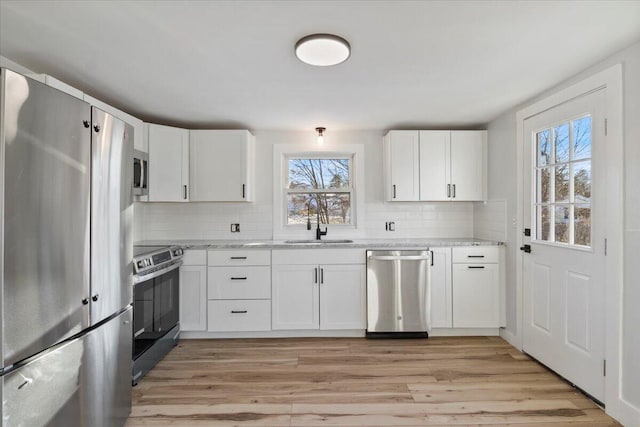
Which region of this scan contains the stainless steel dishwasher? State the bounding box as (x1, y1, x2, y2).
(366, 250, 432, 338)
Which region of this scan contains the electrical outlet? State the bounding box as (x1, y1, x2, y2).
(385, 221, 395, 231)
(230, 223, 240, 232)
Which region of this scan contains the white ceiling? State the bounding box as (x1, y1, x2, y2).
(1, 1, 639, 131)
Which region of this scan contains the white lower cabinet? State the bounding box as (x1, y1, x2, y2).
(208, 300, 271, 332)
(179, 250, 207, 331)
(430, 247, 453, 328)
(207, 249, 271, 332)
(451, 247, 500, 328)
(271, 249, 366, 331)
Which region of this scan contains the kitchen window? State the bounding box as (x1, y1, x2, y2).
(285, 156, 353, 226)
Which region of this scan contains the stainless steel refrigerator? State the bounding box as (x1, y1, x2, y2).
(0, 68, 133, 426)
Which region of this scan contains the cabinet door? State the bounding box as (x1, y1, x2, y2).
(319, 264, 365, 330)
(419, 131, 451, 201)
(430, 247, 452, 328)
(271, 265, 319, 330)
(148, 123, 189, 202)
(450, 131, 485, 201)
(179, 265, 207, 331)
(452, 263, 499, 327)
(386, 131, 419, 201)
(189, 130, 253, 202)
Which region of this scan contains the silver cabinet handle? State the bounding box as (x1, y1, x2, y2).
(183, 185, 188, 200)
(467, 255, 485, 258)
(392, 184, 396, 199)
(320, 268, 324, 284)
(467, 266, 485, 269)
(230, 256, 247, 260)
(231, 310, 248, 314)
(369, 255, 431, 261)
(242, 184, 246, 199)
(447, 184, 451, 198)
(230, 277, 247, 280)
(452, 184, 456, 198)
(314, 268, 318, 283)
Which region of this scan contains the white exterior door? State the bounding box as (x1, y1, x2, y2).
(319, 264, 366, 330)
(522, 89, 606, 400)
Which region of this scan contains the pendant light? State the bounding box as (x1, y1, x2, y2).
(316, 127, 326, 144)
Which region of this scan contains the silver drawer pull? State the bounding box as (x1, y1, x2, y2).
(467, 255, 485, 258)
(467, 266, 485, 269)
(231, 310, 248, 314)
(230, 277, 247, 280)
(230, 256, 247, 260)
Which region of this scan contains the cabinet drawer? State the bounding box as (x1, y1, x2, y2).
(208, 249, 270, 266)
(207, 299, 271, 331)
(272, 249, 365, 265)
(207, 266, 270, 299)
(182, 249, 207, 266)
(452, 246, 499, 263)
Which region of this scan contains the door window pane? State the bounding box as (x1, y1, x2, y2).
(573, 116, 592, 160)
(537, 129, 551, 166)
(537, 205, 551, 241)
(574, 205, 591, 246)
(538, 168, 551, 203)
(555, 205, 570, 243)
(574, 161, 591, 203)
(555, 164, 569, 203)
(554, 123, 570, 163)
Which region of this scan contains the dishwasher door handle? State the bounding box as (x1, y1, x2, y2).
(368, 255, 431, 261)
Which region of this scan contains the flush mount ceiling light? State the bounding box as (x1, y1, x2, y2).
(295, 34, 350, 66)
(316, 127, 326, 144)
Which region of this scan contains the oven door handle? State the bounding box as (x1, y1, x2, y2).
(134, 261, 183, 284)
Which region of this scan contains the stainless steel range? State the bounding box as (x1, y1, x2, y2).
(132, 245, 183, 385)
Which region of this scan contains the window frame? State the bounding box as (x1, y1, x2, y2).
(284, 154, 355, 227)
(272, 143, 365, 240)
(531, 113, 593, 250)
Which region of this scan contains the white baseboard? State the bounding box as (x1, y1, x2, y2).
(499, 327, 520, 349)
(181, 330, 365, 339)
(181, 328, 500, 339)
(430, 328, 499, 337)
(611, 398, 640, 427)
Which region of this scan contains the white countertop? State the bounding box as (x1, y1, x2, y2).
(134, 238, 504, 250)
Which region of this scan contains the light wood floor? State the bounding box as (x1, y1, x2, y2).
(126, 336, 621, 426)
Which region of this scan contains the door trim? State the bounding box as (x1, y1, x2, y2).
(510, 64, 623, 419)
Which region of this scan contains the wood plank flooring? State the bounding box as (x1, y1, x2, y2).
(126, 337, 620, 426)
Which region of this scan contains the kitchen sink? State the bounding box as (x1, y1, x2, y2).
(284, 239, 354, 244)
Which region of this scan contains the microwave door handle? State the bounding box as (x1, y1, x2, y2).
(141, 159, 147, 189)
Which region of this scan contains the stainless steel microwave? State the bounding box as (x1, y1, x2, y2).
(133, 149, 148, 196)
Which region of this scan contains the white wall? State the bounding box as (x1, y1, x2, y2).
(137, 130, 475, 241)
(486, 40, 640, 424)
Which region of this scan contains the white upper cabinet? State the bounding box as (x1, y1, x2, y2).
(384, 131, 420, 201)
(385, 130, 487, 202)
(148, 123, 190, 202)
(449, 131, 486, 201)
(419, 131, 450, 201)
(189, 130, 254, 202)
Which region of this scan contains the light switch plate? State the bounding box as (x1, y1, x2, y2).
(230, 223, 240, 232)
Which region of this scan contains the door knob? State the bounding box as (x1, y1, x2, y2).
(92, 294, 99, 302)
(520, 244, 532, 253)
